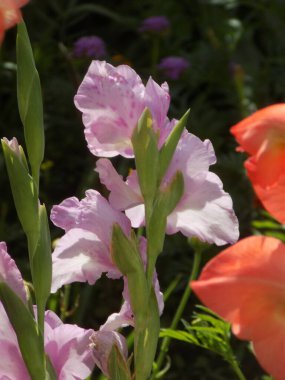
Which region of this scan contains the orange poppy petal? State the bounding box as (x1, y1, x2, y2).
(252, 172, 285, 224)
(245, 143, 285, 188)
(0, 12, 4, 44)
(0, 0, 21, 29)
(0, 0, 28, 31)
(191, 236, 285, 371)
(231, 104, 285, 155)
(15, 0, 29, 6)
(253, 332, 285, 380)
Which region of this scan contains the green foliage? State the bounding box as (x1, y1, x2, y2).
(107, 345, 132, 380)
(17, 22, 44, 189)
(160, 306, 246, 380)
(252, 211, 285, 242)
(0, 283, 48, 380)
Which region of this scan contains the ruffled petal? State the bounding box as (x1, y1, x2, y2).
(167, 172, 239, 245)
(44, 312, 94, 380)
(164, 132, 215, 185)
(95, 158, 142, 210)
(51, 228, 121, 292)
(0, 242, 26, 302)
(51, 189, 131, 243)
(145, 78, 170, 132)
(74, 61, 145, 157)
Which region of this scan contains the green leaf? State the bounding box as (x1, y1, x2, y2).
(17, 22, 44, 188)
(111, 225, 160, 380)
(111, 224, 148, 315)
(32, 205, 52, 332)
(107, 345, 132, 380)
(158, 109, 190, 183)
(148, 171, 184, 256)
(160, 306, 245, 380)
(132, 108, 159, 205)
(0, 283, 46, 380)
(134, 288, 160, 380)
(1, 139, 39, 242)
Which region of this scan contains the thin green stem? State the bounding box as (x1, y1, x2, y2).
(152, 249, 202, 379)
(60, 285, 71, 321)
(145, 200, 156, 289)
(230, 359, 247, 380)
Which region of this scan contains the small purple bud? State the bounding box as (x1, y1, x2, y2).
(73, 36, 107, 59)
(158, 56, 190, 80)
(139, 16, 170, 34)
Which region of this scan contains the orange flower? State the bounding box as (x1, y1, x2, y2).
(231, 104, 285, 223)
(191, 236, 285, 380)
(0, 0, 29, 44)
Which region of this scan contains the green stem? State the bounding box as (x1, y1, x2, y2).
(145, 200, 156, 288)
(60, 285, 71, 321)
(152, 249, 202, 379)
(230, 359, 246, 380)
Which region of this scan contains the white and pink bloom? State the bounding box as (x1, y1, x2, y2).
(74, 60, 171, 158)
(96, 131, 239, 246)
(0, 242, 95, 380)
(51, 190, 164, 314)
(50, 189, 131, 292)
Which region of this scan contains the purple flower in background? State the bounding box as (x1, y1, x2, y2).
(158, 56, 190, 80)
(139, 16, 170, 34)
(73, 36, 106, 59)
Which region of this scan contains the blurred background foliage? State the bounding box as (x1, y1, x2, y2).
(1, 0, 285, 378)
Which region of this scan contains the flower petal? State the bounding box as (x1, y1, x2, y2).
(74, 61, 145, 157)
(51, 228, 121, 292)
(51, 189, 131, 243)
(167, 172, 239, 245)
(44, 312, 94, 380)
(191, 236, 285, 357)
(90, 330, 128, 377)
(230, 104, 285, 155)
(95, 158, 142, 210)
(0, 242, 26, 302)
(252, 172, 285, 224)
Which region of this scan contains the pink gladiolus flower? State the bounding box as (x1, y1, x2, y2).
(231, 104, 285, 224)
(0, 241, 27, 302)
(50, 189, 131, 292)
(0, 241, 95, 379)
(96, 131, 239, 245)
(191, 235, 285, 380)
(0, 305, 95, 380)
(0, 0, 29, 44)
(74, 60, 171, 158)
(50, 192, 164, 324)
